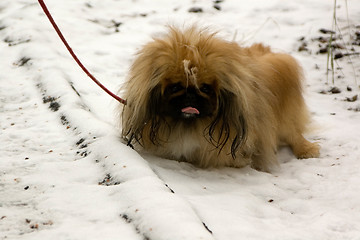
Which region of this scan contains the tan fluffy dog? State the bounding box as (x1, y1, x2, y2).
(120, 26, 320, 172)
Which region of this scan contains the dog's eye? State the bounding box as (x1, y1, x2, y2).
(199, 84, 212, 94)
(169, 84, 184, 94)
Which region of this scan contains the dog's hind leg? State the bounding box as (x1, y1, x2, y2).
(286, 132, 320, 159)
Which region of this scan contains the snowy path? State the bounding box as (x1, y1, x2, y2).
(1, 0, 360, 240)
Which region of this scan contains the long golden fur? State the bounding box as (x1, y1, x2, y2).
(119, 26, 320, 172)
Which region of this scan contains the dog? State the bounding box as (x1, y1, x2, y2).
(119, 25, 320, 172)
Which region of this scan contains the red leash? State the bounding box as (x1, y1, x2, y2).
(38, 0, 127, 105)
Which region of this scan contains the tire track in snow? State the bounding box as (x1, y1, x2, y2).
(34, 74, 146, 240)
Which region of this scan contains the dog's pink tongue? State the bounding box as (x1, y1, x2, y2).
(181, 106, 200, 114)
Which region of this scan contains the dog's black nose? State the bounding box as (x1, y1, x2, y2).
(184, 88, 199, 106)
(184, 92, 196, 105)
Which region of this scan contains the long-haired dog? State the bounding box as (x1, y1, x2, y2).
(119, 26, 320, 172)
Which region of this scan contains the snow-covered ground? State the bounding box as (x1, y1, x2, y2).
(1, 0, 360, 239)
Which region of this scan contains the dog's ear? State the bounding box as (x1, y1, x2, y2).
(207, 89, 247, 158)
(122, 84, 166, 146)
(147, 85, 167, 145)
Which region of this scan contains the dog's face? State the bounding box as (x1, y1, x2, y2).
(157, 66, 219, 123)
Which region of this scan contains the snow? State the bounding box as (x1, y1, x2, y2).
(1, 0, 360, 239)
